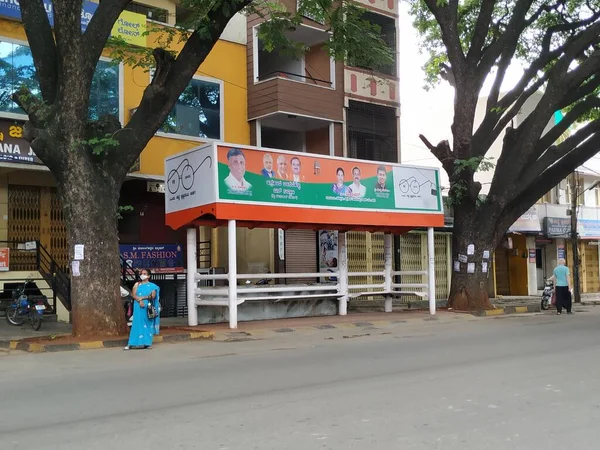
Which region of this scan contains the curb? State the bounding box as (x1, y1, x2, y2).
(472, 305, 541, 317)
(0, 331, 214, 354)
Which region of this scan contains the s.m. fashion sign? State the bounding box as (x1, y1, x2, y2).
(0, 120, 42, 165)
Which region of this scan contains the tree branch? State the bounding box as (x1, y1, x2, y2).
(423, 0, 467, 83)
(112, 0, 254, 178)
(501, 125, 600, 228)
(83, 0, 132, 77)
(466, 0, 498, 62)
(534, 95, 600, 155)
(19, 0, 58, 103)
(419, 134, 454, 174)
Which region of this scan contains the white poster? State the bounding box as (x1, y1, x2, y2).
(74, 244, 85, 261)
(319, 230, 338, 280)
(458, 254, 468, 263)
(467, 263, 475, 274)
(483, 250, 490, 260)
(482, 262, 488, 273)
(453, 261, 460, 272)
(467, 244, 475, 255)
(71, 260, 80, 277)
(392, 166, 440, 211)
(165, 145, 216, 214)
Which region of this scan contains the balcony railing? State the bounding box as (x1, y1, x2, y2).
(257, 71, 332, 87)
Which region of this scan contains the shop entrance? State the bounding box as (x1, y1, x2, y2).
(7, 185, 68, 271)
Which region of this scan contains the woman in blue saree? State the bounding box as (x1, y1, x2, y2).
(125, 269, 160, 350)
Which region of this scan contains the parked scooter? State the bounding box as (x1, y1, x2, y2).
(541, 279, 555, 310)
(5, 280, 47, 331)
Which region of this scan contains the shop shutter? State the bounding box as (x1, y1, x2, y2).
(584, 243, 599, 293)
(434, 233, 451, 300)
(285, 230, 317, 284)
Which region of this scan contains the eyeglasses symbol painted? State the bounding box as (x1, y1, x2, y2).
(167, 155, 213, 195)
(398, 177, 437, 195)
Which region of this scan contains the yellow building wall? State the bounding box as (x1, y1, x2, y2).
(126, 39, 250, 176)
(0, 16, 250, 179)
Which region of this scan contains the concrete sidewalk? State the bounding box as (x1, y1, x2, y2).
(1, 306, 551, 354)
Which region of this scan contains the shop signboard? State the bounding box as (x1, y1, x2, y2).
(0, 120, 42, 165)
(120, 244, 184, 274)
(0, 1, 144, 44)
(544, 217, 571, 238)
(509, 205, 541, 232)
(578, 219, 600, 240)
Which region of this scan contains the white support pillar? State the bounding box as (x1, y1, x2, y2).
(338, 231, 349, 315)
(186, 228, 198, 326)
(383, 233, 393, 313)
(228, 219, 238, 329)
(427, 227, 436, 315)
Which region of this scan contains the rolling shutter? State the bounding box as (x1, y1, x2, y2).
(285, 230, 317, 284)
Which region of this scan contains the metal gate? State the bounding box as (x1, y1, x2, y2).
(584, 242, 600, 293)
(348, 231, 451, 301)
(8, 185, 68, 271)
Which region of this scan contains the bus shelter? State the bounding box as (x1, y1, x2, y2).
(165, 143, 445, 329)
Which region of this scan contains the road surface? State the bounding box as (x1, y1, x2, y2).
(2, 309, 600, 449)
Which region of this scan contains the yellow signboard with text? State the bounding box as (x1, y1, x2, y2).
(111, 10, 146, 47)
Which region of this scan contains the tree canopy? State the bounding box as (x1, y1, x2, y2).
(411, 0, 600, 234)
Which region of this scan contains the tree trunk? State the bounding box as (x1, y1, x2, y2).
(448, 208, 496, 311)
(59, 166, 126, 337)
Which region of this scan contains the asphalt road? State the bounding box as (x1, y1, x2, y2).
(2, 310, 600, 450)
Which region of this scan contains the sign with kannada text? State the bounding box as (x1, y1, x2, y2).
(509, 205, 541, 232)
(120, 244, 184, 274)
(111, 9, 147, 46)
(0, 120, 42, 164)
(0, 1, 144, 45)
(0, 0, 96, 31)
(216, 145, 442, 213)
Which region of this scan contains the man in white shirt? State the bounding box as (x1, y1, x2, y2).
(350, 166, 366, 198)
(291, 156, 305, 182)
(224, 148, 252, 192)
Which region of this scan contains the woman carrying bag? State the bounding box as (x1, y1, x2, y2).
(125, 269, 161, 350)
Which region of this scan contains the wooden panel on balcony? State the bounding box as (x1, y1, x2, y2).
(248, 77, 343, 121)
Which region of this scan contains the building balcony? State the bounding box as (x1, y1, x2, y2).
(248, 76, 343, 122)
(248, 22, 343, 122)
(254, 112, 343, 157)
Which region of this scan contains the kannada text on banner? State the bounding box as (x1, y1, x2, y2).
(216, 145, 441, 212)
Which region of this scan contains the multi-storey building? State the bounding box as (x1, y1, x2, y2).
(0, 1, 249, 320)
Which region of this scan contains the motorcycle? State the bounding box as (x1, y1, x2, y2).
(541, 279, 555, 310)
(5, 280, 47, 331)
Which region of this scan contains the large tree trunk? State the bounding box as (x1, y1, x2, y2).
(448, 207, 496, 311)
(58, 159, 126, 337)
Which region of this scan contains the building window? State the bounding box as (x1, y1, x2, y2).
(160, 77, 222, 140)
(89, 60, 120, 120)
(125, 2, 169, 24)
(347, 100, 397, 162)
(0, 39, 120, 119)
(0, 41, 38, 115)
(347, 11, 396, 77)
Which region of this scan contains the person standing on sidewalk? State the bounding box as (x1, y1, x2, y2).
(551, 259, 572, 315)
(125, 269, 161, 350)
